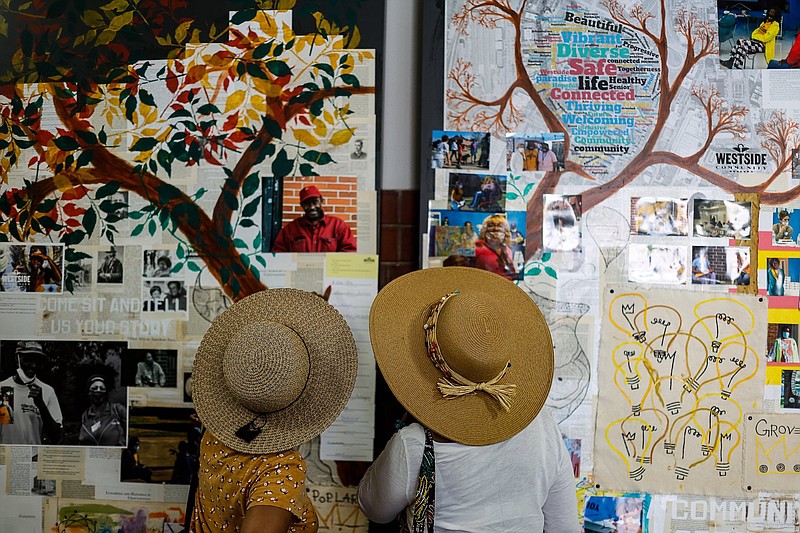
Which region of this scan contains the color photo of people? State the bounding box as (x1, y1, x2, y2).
(771, 206, 800, 246)
(431, 130, 490, 170)
(505, 132, 565, 172)
(428, 209, 525, 281)
(543, 194, 582, 253)
(693, 199, 752, 239)
(0, 340, 128, 446)
(0, 243, 64, 293)
(123, 406, 201, 484)
(448, 173, 507, 212)
(691, 246, 750, 285)
(628, 244, 688, 285)
(631, 197, 689, 236)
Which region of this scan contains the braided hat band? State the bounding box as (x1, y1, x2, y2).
(423, 291, 517, 411)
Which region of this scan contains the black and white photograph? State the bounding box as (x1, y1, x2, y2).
(143, 280, 187, 312)
(0, 340, 128, 447)
(143, 248, 178, 278)
(97, 246, 124, 284)
(123, 349, 178, 388)
(350, 138, 367, 160)
(183, 372, 193, 403)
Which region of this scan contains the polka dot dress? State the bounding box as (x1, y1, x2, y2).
(192, 434, 318, 532)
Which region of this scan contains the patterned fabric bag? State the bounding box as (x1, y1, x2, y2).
(398, 428, 436, 533)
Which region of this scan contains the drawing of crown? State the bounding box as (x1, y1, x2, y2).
(755, 435, 800, 471)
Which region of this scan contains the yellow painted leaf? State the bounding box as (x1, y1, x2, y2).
(53, 174, 73, 193)
(292, 128, 319, 147)
(323, 110, 334, 125)
(109, 11, 133, 31)
(313, 119, 327, 137)
(329, 129, 353, 146)
(252, 78, 281, 98)
(225, 90, 246, 113)
(349, 25, 361, 48)
(82, 9, 104, 28)
(246, 108, 260, 122)
(142, 128, 160, 137)
(96, 29, 116, 46)
(250, 94, 266, 113)
(175, 20, 192, 42)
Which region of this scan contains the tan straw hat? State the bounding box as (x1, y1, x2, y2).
(369, 267, 553, 445)
(192, 288, 358, 454)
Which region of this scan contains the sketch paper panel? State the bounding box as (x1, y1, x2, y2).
(594, 285, 767, 495)
(744, 413, 800, 492)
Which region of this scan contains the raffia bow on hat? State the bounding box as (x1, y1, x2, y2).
(370, 266, 554, 446)
(192, 288, 358, 454)
(424, 291, 517, 411)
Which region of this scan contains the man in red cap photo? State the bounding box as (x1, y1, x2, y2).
(272, 185, 357, 253)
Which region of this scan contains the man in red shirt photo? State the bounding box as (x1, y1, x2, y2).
(272, 185, 357, 253)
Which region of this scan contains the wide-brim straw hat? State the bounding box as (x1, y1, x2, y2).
(370, 267, 553, 445)
(193, 288, 358, 454)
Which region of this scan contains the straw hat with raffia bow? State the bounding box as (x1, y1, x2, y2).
(192, 288, 358, 454)
(369, 267, 554, 445)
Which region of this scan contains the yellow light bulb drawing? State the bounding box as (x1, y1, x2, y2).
(608, 293, 649, 339)
(669, 411, 716, 480)
(612, 342, 653, 416)
(714, 423, 741, 477)
(606, 416, 647, 482)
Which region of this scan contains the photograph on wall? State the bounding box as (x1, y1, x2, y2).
(583, 495, 645, 533)
(630, 197, 689, 236)
(628, 244, 688, 285)
(97, 246, 124, 285)
(506, 132, 565, 172)
(142, 280, 187, 313)
(542, 194, 582, 253)
(143, 248, 178, 278)
(767, 323, 800, 362)
(564, 438, 581, 478)
(763, 256, 800, 296)
(428, 209, 525, 280)
(269, 177, 358, 253)
(123, 406, 201, 484)
(430, 130, 490, 170)
(717, 0, 791, 70)
(0, 340, 128, 447)
(0, 243, 64, 293)
(123, 349, 178, 388)
(771, 206, 800, 245)
(692, 199, 752, 239)
(0, 385, 13, 424)
(447, 172, 507, 212)
(793, 148, 800, 179)
(690, 246, 750, 285)
(782, 369, 800, 408)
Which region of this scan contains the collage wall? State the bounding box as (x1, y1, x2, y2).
(0, 2, 379, 532)
(426, 0, 800, 530)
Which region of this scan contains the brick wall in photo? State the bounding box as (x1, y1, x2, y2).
(282, 176, 359, 237)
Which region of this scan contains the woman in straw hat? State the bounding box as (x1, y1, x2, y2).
(360, 267, 579, 532)
(191, 288, 358, 533)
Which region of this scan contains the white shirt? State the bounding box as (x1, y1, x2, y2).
(358, 408, 580, 532)
(0, 376, 63, 445)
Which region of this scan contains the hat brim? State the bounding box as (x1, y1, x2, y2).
(193, 288, 358, 454)
(369, 267, 554, 445)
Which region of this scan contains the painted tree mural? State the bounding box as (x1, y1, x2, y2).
(0, 1, 374, 299)
(448, 0, 800, 257)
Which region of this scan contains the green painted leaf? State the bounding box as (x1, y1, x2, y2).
(541, 252, 551, 262)
(341, 73, 360, 88)
(527, 266, 542, 276)
(75, 130, 98, 145)
(544, 266, 558, 279)
(262, 118, 282, 140)
(233, 238, 247, 249)
(222, 191, 238, 211)
(271, 149, 292, 179)
(523, 183, 534, 196)
(131, 223, 145, 237)
(506, 192, 519, 200)
(230, 8, 257, 24)
(313, 62, 335, 77)
(130, 137, 158, 151)
(242, 173, 260, 197)
(187, 261, 201, 272)
(301, 150, 334, 165)
(94, 181, 121, 200)
(83, 207, 97, 236)
(62, 230, 86, 246)
(242, 197, 260, 218)
(53, 136, 80, 151)
(147, 219, 157, 235)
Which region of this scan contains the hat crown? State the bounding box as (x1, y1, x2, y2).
(435, 293, 510, 383)
(223, 321, 310, 414)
